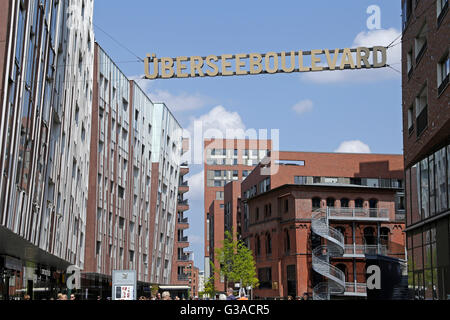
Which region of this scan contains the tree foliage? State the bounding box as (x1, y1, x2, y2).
(212, 230, 259, 290)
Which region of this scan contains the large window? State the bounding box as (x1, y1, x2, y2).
(258, 268, 272, 289)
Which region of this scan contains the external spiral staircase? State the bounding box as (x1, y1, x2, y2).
(311, 208, 346, 300)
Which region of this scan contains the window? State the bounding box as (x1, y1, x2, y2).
(407, 49, 413, 77)
(437, 52, 449, 95)
(326, 197, 335, 208)
(214, 170, 221, 177)
(355, 198, 364, 208)
(415, 23, 427, 63)
(408, 105, 414, 134)
(216, 191, 224, 200)
(233, 170, 238, 179)
(256, 207, 259, 220)
(340, 198, 350, 208)
(402, 0, 413, 29)
(415, 84, 428, 137)
(437, 0, 448, 26)
(258, 268, 272, 289)
(312, 197, 321, 210)
(285, 230, 291, 253)
(284, 199, 289, 213)
(256, 236, 261, 256)
(266, 233, 272, 255)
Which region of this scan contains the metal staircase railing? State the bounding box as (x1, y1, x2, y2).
(311, 208, 345, 300)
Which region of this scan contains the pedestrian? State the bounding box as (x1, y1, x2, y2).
(70, 294, 76, 300)
(156, 292, 161, 300)
(287, 295, 293, 300)
(226, 287, 237, 300)
(62, 294, 68, 300)
(57, 293, 63, 300)
(23, 294, 30, 300)
(161, 291, 171, 300)
(175, 296, 180, 300)
(97, 295, 101, 300)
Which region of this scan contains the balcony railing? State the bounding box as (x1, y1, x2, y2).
(178, 217, 188, 224)
(177, 274, 189, 281)
(344, 244, 388, 256)
(416, 105, 428, 137)
(178, 254, 191, 261)
(344, 282, 367, 295)
(327, 207, 389, 221)
(178, 236, 188, 242)
(178, 199, 188, 206)
(180, 181, 188, 186)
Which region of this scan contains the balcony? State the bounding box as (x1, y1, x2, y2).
(343, 244, 388, 258)
(178, 217, 188, 224)
(177, 274, 189, 281)
(178, 254, 191, 261)
(178, 181, 189, 193)
(177, 199, 189, 211)
(327, 207, 389, 221)
(341, 282, 367, 297)
(178, 236, 189, 243)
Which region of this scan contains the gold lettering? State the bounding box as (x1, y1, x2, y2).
(265, 52, 278, 74)
(176, 56, 188, 78)
(205, 55, 219, 76)
(161, 57, 175, 78)
(298, 51, 310, 72)
(311, 49, 323, 71)
(340, 48, 355, 69)
(373, 46, 387, 68)
(221, 54, 233, 76)
(190, 56, 204, 77)
(249, 53, 263, 74)
(356, 47, 371, 68)
(144, 54, 159, 79)
(324, 48, 339, 70)
(281, 51, 295, 73)
(235, 54, 248, 75)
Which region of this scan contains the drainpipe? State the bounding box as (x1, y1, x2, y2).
(353, 222, 356, 289)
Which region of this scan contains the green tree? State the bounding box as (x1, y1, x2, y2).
(203, 276, 216, 298)
(212, 230, 259, 292)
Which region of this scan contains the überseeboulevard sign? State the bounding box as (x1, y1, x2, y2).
(144, 46, 387, 79)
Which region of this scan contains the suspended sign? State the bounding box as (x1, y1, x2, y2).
(144, 46, 387, 79)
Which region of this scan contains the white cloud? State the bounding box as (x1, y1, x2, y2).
(127, 74, 212, 112)
(334, 140, 372, 153)
(292, 99, 313, 115)
(186, 170, 204, 201)
(186, 105, 247, 139)
(148, 89, 212, 112)
(301, 28, 401, 84)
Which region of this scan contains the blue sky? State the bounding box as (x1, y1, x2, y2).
(93, 0, 404, 271)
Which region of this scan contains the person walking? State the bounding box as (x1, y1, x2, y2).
(161, 291, 171, 300)
(226, 288, 237, 300)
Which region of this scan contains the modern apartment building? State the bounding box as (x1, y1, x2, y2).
(204, 138, 271, 292)
(401, 0, 450, 300)
(170, 138, 197, 296)
(238, 151, 406, 299)
(0, 0, 94, 299)
(82, 41, 187, 298)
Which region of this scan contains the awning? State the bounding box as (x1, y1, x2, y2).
(159, 285, 190, 290)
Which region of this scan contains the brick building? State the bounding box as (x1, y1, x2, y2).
(203, 138, 271, 292)
(401, 0, 450, 300)
(238, 151, 406, 299)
